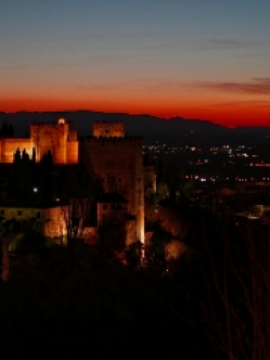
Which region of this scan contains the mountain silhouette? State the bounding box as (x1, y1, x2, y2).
(0, 111, 269, 146)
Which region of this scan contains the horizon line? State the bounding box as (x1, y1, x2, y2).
(1, 109, 269, 129)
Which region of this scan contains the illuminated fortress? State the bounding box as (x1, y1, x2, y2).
(0, 118, 78, 164)
(0, 118, 146, 245)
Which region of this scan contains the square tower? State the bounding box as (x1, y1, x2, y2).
(92, 121, 125, 137)
(80, 122, 144, 245)
(30, 118, 78, 164)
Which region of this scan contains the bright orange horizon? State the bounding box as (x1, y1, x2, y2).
(1, 96, 269, 128)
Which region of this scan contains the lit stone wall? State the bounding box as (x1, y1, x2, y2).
(0, 139, 33, 163)
(66, 141, 79, 164)
(92, 122, 125, 137)
(44, 206, 69, 238)
(30, 120, 78, 164)
(0, 204, 70, 239)
(0, 119, 79, 164)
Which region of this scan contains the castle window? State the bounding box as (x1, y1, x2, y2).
(17, 210, 22, 216)
(102, 204, 107, 210)
(118, 177, 122, 182)
(0, 210, 4, 215)
(36, 212, 41, 219)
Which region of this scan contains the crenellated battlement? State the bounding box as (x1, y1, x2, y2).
(31, 118, 67, 128)
(92, 121, 125, 137)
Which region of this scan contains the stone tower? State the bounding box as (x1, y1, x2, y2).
(0, 118, 78, 164)
(80, 122, 144, 244)
(92, 121, 125, 137)
(30, 118, 78, 164)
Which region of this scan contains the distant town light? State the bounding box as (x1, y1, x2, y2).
(33, 187, 38, 192)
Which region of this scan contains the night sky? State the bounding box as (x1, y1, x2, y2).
(0, 0, 269, 127)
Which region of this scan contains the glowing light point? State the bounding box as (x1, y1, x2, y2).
(58, 118, 66, 125)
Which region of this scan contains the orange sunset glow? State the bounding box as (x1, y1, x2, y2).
(0, 0, 269, 128)
(1, 94, 269, 128)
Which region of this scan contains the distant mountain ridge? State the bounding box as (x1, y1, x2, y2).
(0, 111, 269, 146)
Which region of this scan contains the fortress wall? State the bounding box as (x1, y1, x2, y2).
(92, 121, 125, 137)
(30, 121, 78, 164)
(80, 137, 144, 243)
(66, 141, 79, 164)
(0, 139, 33, 163)
(0, 119, 78, 165)
(44, 206, 68, 238)
(135, 142, 145, 244)
(68, 129, 77, 141)
(30, 122, 66, 133)
(54, 123, 68, 164)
